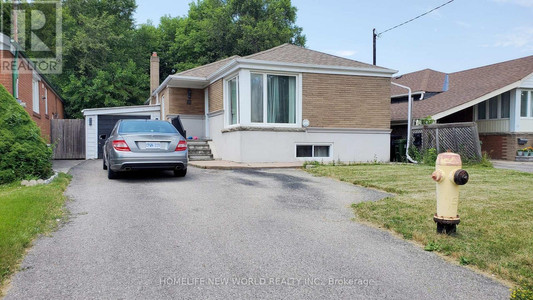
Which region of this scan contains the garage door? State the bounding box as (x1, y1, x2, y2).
(97, 115, 150, 159)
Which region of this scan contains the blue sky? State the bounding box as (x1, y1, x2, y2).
(134, 0, 533, 75)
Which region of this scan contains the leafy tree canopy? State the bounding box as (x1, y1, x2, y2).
(2, 0, 305, 118)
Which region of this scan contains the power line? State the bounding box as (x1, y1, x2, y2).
(377, 0, 455, 37)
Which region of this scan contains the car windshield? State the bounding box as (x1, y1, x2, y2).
(118, 120, 178, 134)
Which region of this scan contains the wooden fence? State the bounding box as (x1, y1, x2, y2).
(410, 122, 482, 161)
(51, 119, 85, 159)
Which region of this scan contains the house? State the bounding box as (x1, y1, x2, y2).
(147, 44, 397, 163)
(391, 56, 533, 160)
(0, 33, 65, 142)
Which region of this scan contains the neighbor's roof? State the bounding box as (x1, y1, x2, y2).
(391, 55, 533, 122)
(175, 43, 391, 79)
(391, 69, 447, 96)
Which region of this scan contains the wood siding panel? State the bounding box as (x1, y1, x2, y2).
(168, 87, 204, 115)
(208, 79, 223, 113)
(302, 73, 391, 129)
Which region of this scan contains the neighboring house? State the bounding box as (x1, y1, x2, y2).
(0, 33, 65, 142)
(148, 44, 397, 163)
(391, 56, 533, 161)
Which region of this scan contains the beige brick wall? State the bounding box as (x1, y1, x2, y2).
(208, 79, 223, 113)
(302, 73, 391, 129)
(167, 87, 204, 116)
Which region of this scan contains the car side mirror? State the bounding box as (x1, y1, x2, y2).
(99, 134, 107, 140)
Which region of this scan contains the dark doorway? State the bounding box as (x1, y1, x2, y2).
(97, 115, 150, 159)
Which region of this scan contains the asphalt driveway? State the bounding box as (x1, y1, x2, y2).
(5, 160, 508, 299)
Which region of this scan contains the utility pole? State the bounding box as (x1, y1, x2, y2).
(372, 28, 377, 65)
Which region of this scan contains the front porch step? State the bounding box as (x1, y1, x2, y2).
(189, 149, 212, 155)
(189, 154, 214, 161)
(187, 140, 214, 161)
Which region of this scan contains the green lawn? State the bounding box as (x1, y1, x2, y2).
(0, 174, 71, 292)
(306, 163, 533, 288)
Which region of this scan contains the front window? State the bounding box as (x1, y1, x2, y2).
(521, 91, 528, 117)
(251, 74, 263, 123)
(501, 92, 510, 118)
(267, 75, 296, 124)
(228, 77, 239, 125)
(488, 96, 498, 119)
(251, 73, 297, 124)
(477, 102, 486, 120)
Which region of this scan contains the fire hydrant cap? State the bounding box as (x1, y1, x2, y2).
(436, 152, 462, 166)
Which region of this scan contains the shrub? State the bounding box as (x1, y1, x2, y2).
(0, 84, 53, 184)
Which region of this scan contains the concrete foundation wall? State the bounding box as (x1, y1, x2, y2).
(208, 113, 390, 163)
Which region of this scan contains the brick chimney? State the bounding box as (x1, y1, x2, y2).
(150, 52, 160, 97)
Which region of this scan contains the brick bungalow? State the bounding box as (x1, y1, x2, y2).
(391, 55, 533, 160)
(0, 33, 65, 142)
(147, 44, 397, 163)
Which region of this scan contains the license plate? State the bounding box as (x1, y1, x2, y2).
(145, 142, 161, 149)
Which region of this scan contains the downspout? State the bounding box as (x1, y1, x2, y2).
(391, 82, 417, 163)
(12, 42, 18, 99)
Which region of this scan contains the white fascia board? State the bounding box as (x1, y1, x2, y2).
(151, 75, 210, 96)
(208, 58, 397, 83)
(82, 104, 160, 116)
(432, 81, 521, 120)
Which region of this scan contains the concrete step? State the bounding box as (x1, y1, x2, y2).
(189, 145, 210, 150)
(187, 141, 209, 146)
(189, 154, 214, 161)
(189, 149, 212, 155)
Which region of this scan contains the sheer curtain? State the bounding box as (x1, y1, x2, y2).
(267, 75, 296, 124)
(251, 74, 263, 123)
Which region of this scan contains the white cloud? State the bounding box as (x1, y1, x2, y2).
(492, 27, 533, 51)
(493, 0, 533, 7)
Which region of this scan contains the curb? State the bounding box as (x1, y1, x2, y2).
(21, 172, 59, 187)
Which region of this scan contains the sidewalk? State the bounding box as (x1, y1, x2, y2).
(189, 160, 303, 170)
(52, 160, 84, 173)
(492, 160, 533, 173)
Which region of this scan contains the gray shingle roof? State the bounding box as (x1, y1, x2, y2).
(175, 43, 390, 79)
(391, 55, 533, 121)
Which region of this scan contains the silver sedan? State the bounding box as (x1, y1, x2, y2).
(102, 119, 188, 179)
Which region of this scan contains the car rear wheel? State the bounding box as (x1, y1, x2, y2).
(174, 168, 187, 177)
(107, 164, 119, 179)
(103, 158, 107, 170)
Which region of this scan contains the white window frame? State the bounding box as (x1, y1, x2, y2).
(519, 89, 533, 119)
(44, 87, 48, 115)
(32, 79, 40, 114)
(225, 74, 240, 127)
(250, 72, 299, 126)
(295, 143, 333, 160)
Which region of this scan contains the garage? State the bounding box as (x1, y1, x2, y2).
(82, 105, 161, 159)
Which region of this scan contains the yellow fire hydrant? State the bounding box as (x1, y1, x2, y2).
(431, 152, 469, 234)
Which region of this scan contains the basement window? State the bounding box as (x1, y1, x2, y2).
(296, 145, 331, 158)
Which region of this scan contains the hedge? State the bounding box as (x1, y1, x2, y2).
(0, 84, 53, 184)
